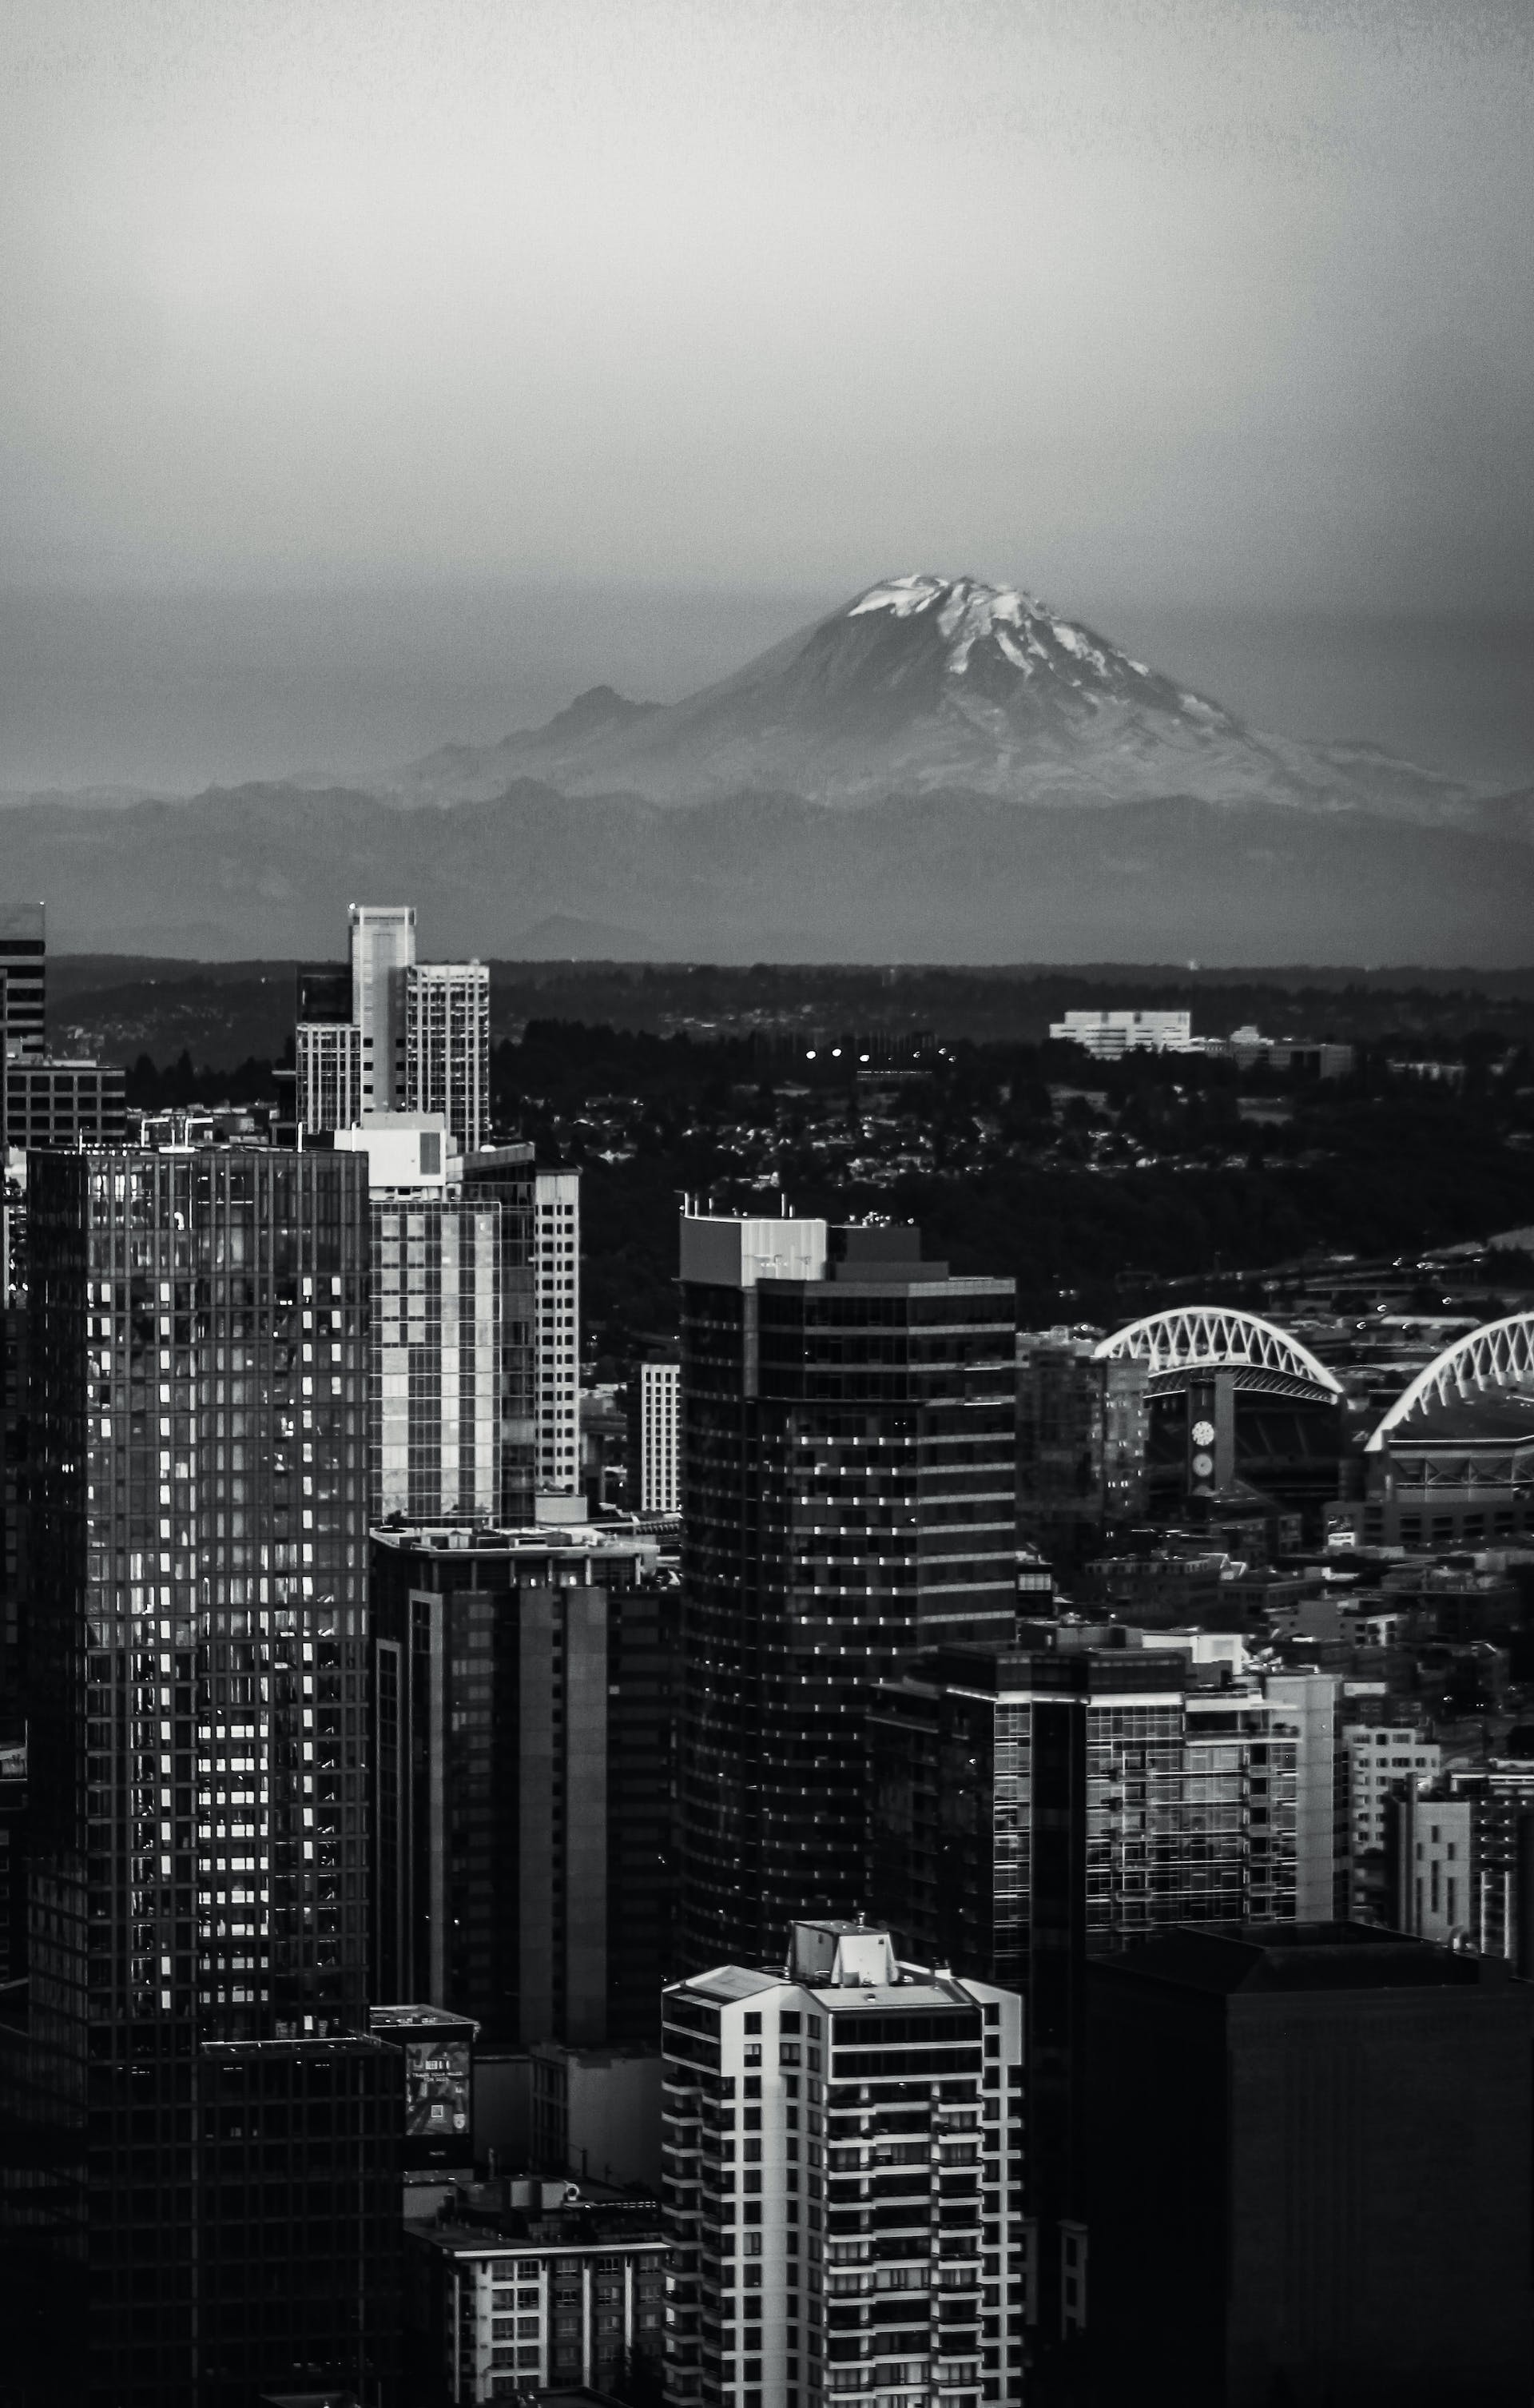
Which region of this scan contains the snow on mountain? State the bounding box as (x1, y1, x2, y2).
(391, 574, 1501, 823)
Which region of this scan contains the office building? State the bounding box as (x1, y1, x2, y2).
(370, 1522, 676, 2048)
(661, 1916, 1024, 2408)
(197, 2033, 403, 2408)
(678, 1212, 1016, 1972)
(3, 1057, 127, 1154)
(868, 1644, 1334, 2365)
(295, 905, 492, 1152)
(1046, 1009, 1202, 1058)
(15, 1144, 375, 2407)
(408, 2193, 667, 2406)
(1087, 1924, 1534, 2407)
(631, 1353, 682, 1514)
(0, 915, 46, 1060)
(1015, 1332, 1148, 1552)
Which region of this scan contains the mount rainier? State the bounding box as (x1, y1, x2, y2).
(394, 572, 1505, 826)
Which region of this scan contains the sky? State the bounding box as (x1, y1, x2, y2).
(2, 0, 1532, 790)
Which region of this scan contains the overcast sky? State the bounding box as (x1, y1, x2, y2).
(2, 0, 1532, 786)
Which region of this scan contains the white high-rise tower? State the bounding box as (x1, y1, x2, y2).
(662, 1918, 1024, 2408)
(348, 902, 417, 1113)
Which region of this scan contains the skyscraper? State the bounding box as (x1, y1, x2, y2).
(15, 1144, 375, 2406)
(370, 1521, 675, 2046)
(678, 1211, 1016, 1973)
(532, 1168, 582, 1499)
(349, 902, 417, 1114)
(404, 958, 491, 1156)
(295, 904, 493, 1152)
(662, 1916, 1024, 2408)
(336, 1116, 513, 1526)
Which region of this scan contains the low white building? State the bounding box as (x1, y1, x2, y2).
(1047, 1009, 1203, 1059)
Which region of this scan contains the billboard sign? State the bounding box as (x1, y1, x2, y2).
(404, 2036, 472, 2156)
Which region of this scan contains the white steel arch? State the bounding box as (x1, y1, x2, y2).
(1093, 1307, 1343, 1398)
(1366, 1310, 1534, 1451)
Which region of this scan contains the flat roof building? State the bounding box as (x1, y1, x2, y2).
(662, 1917, 1024, 2408)
(1087, 1923, 1534, 2407)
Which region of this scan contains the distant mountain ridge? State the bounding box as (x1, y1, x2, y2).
(6, 570, 1533, 964)
(6, 779, 1533, 966)
(389, 572, 1508, 827)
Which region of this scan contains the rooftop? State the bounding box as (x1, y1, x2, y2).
(1097, 1920, 1514, 1996)
(370, 1519, 656, 1562)
(413, 2201, 666, 2258)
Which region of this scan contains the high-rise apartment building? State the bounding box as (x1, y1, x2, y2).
(630, 1353, 681, 1514)
(14, 1144, 376, 2406)
(350, 902, 417, 1113)
(336, 1116, 513, 1526)
(662, 1916, 1024, 2408)
(330, 1122, 563, 1530)
(404, 959, 491, 1155)
(370, 1522, 676, 2048)
(295, 904, 492, 1152)
(295, 1018, 363, 1136)
(678, 1211, 1016, 1972)
(534, 1170, 582, 1497)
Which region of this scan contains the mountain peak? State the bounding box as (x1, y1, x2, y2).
(394, 569, 1494, 821)
(844, 572, 1227, 721)
(543, 683, 659, 731)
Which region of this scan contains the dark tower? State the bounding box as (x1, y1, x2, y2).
(676, 1210, 1016, 1975)
(15, 1145, 377, 2407)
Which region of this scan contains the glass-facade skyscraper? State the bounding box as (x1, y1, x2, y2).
(17, 1144, 376, 2406)
(677, 1210, 1016, 1976)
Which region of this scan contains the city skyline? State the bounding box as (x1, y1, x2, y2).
(2, 0, 1533, 2395)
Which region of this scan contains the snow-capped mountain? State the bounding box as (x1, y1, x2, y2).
(395, 572, 1496, 822)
